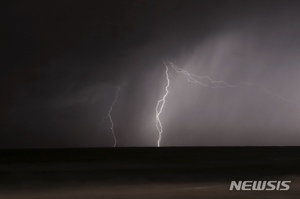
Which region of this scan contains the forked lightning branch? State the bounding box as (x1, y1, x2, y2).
(155, 62, 294, 147)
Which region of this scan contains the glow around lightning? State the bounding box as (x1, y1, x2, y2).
(155, 63, 170, 147)
(100, 86, 120, 147)
(155, 61, 294, 147)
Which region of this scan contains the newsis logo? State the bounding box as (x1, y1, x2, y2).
(229, 181, 291, 191)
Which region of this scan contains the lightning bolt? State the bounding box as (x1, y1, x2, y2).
(241, 82, 292, 103)
(169, 62, 293, 103)
(100, 86, 120, 147)
(155, 61, 294, 147)
(156, 63, 170, 147)
(169, 62, 236, 88)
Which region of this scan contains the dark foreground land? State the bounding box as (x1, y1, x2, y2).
(0, 147, 300, 198)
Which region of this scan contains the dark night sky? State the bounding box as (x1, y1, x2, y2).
(1, 0, 300, 148)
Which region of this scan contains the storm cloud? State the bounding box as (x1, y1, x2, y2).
(1, 0, 300, 147)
